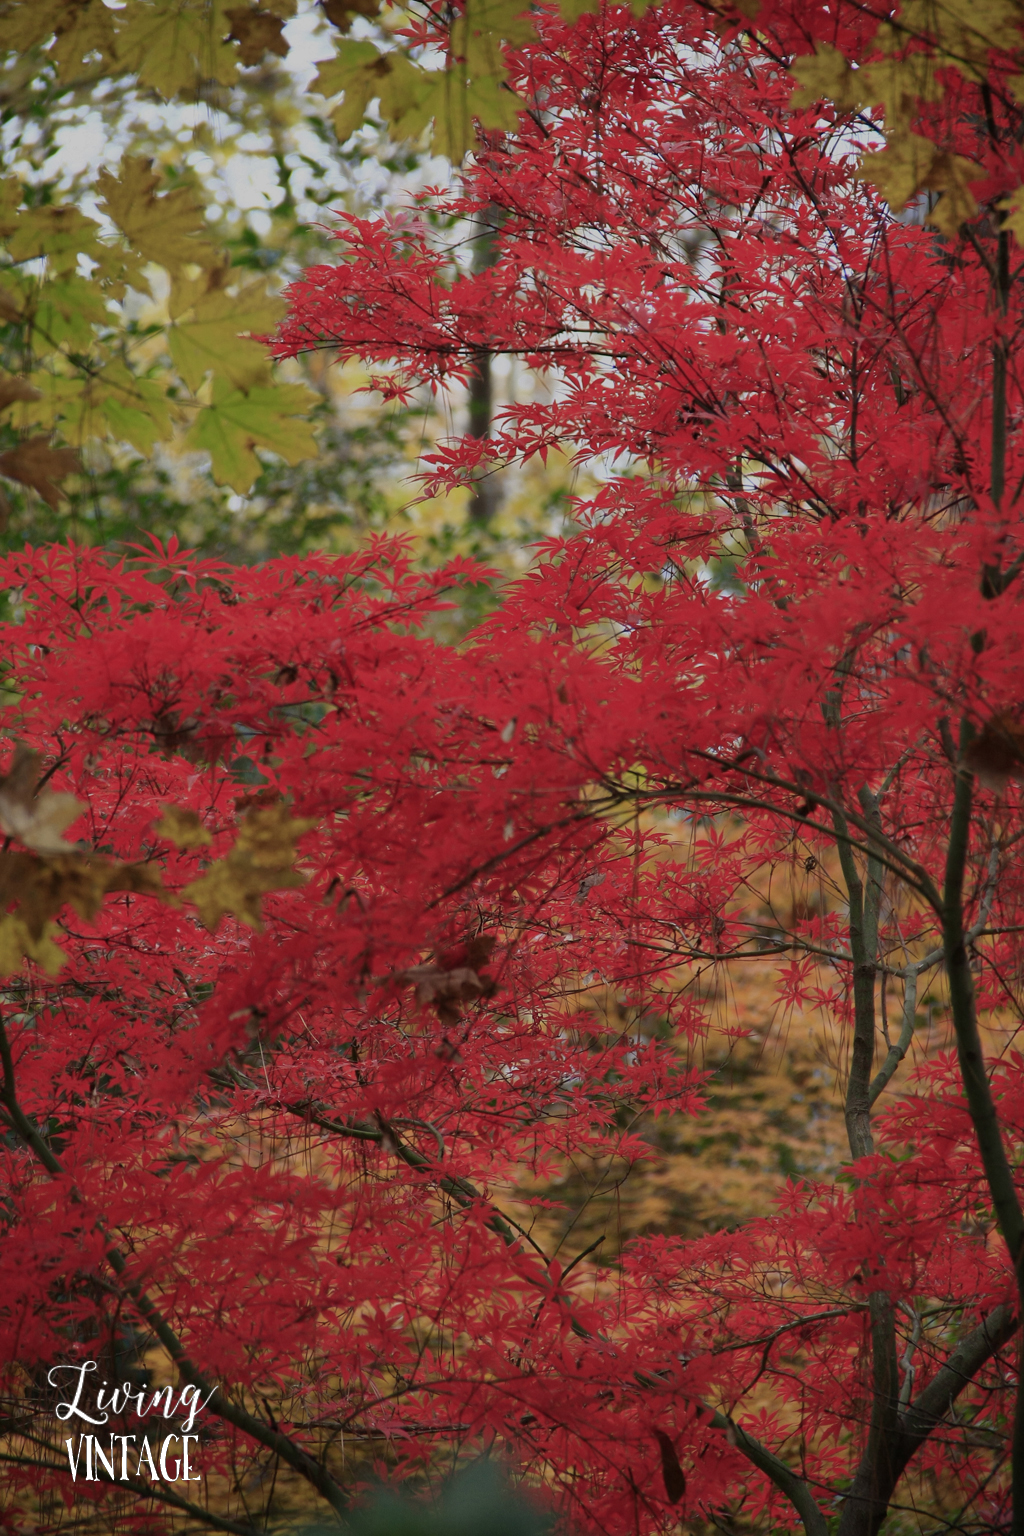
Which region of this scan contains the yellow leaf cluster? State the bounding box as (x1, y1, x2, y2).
(314, 1, 528, 159)
(898, 0, 1023, 81)
(0, 916, 66, 978)
(791, 42, 943, 122)
(0, 148, 320, 498)
(788, 7, 1022, 237)
(0, 0, 118, 81)
(999, 184, 1024, 241)
(0, 0, 299, 94)
(449, 0, 535, 74)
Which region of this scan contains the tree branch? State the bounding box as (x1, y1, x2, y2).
(703, 1406, 828, 1536)
(896, 1302, 1018, 1471)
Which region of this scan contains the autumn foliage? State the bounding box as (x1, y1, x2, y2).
(9, 3, 1024, 1536)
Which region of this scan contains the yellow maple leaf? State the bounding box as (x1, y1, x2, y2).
(899, 0, 1023, 79)
(855, 133, 938, 212)
(315, 41, 397, 142)
(0, 0, 117, 74)
(0, 279, 24, 323)
(181, 803, 316, 932)
(51, 0, 119, 79)
(1000, 185, 1024, 246)
(450, 0, 535, 74)
(554, 0, 599, 19)
(0, 914, 65, 978)
(379, 54, 437, 141)
(428, 68, 521, 159)
(0, 0, 70, 51)
(2, 201, 106, 277)
(790, 44, 863, 111)
(117, 0, 240, 101)
(861, 52, 941, 127)
(857, 133, 979, 231)
(0, 177, 22, 241)
(316, 28, 524, 158)
(923, 150, 981, 234)
(97, 157, 219, 281)
(155, 806, 213, 850)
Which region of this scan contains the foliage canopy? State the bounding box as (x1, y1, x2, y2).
(9, 4, 1024, 1536)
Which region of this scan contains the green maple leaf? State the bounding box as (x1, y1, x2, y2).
(168, 276, 284, 390)
(450, 0, 535, 73)
(33, 275, 112, 352)
(426, 68, 522, 159)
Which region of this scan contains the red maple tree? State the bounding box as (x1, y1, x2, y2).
(6, 3, 1024, 1536)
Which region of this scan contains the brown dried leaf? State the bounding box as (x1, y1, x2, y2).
(0, 746, 84, 853)
(398, 939, 497, 1027)
(0, 849, 165, 938)
(0, 374, 41, 411)
(0, 849, 167, 975)
(321, 0, 381, 28)
(0, 436, 80, 510)
(226, 6, 289, 64)
(963, 714, 1024, 792)
(234, 787, 280, 813)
